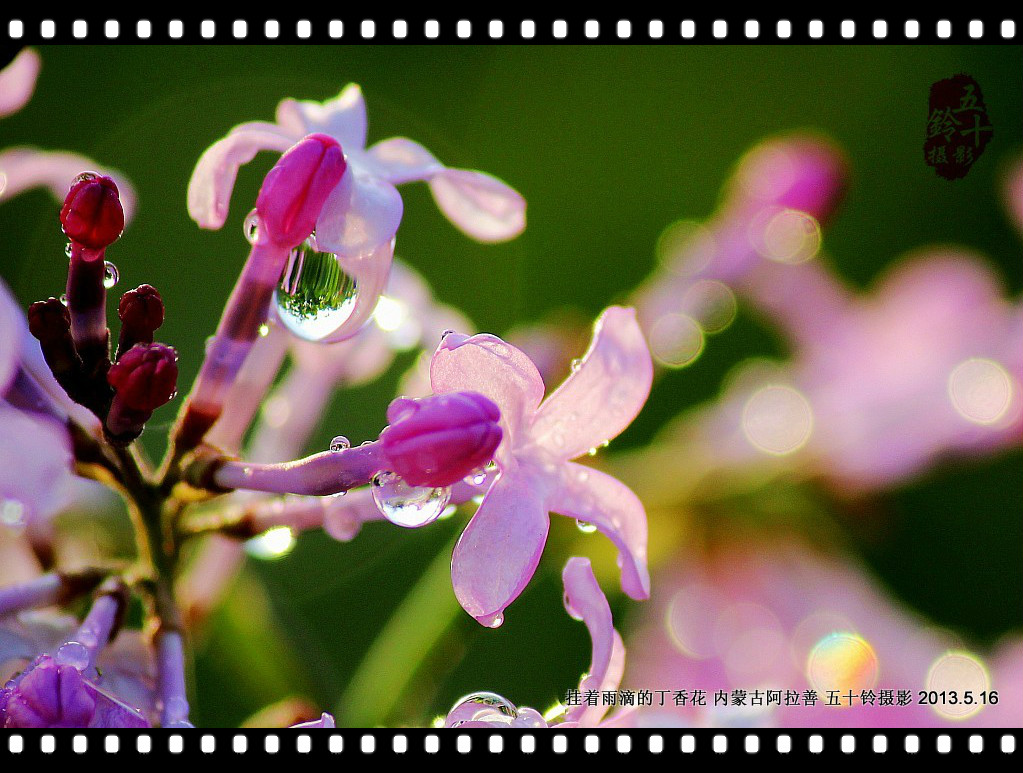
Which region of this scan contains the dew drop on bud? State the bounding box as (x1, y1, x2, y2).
(371, 471, 451, 528)
(54, 641, 91, 671)
(273, 235, 360, 342)
(329, 435, 350, 452)
(244, 209, 260, 245)
(71, 171, 98, 186)
(103, 261, 119, 289)
(64, 242, 73, 259)
(59, 294, 68, 306)
(576, 520, 597, 534)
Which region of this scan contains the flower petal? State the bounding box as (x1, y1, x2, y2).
(0, 280, 23, 394)
(530, 306, 653, 461)
(365, 137, 445, 184)
(431, 333, 545, 450)
(562, 557, 627, 726)
(186, 125, 297, 230)
(0, 48, 40, 119)
(314, 170, 404, 259)
(0, 149, 137, 222)
(278, 84, 368, 151)
(429, 169, 526, 242)
(451, 468, 551, 625)
(550, 463, 650, 601)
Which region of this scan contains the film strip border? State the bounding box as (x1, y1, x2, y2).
(1, 729, 1020, 757)
(0, 15, 1020, 43)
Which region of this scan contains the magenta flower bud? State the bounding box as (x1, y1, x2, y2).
(0, 656, 96, 728)
(106, 342, 178, 441)
(108, 342, 178, 412)
(117, 284, 165, 358)
(59, 173, 125, 250)
(379, 392, 503, 488)
(255, 133, 347, 247)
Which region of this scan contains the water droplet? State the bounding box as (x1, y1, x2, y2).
(59, 294, 68, 306)
(570, 358, 582, 372)
(71, 172, 98, 186)
(102, 261, 119, 289)
(481, 612, 505, 629)
(55, 641, 91, 671)
(273, 236, 360, 342)
(258, 323, 270, 337)
(446, 691, 517, 727)
(243, 209, 260, 244)
(371, 472, 451, 528)
(441, 329, 455, 340)
(64, 242, 73, 259)
(563, 592, 584, 620)
(464, 469, 488, 486)
(576, 520, 597, 534)
(329, 435, 351, 452)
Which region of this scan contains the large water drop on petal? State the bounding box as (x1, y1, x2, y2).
(274, 236, 360, 341)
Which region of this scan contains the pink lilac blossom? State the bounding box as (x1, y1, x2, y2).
(187, 84, 524, 343)
(444, 558, 631, 729)
(622, 533, 1021, 728)
(430, 306, 653, 626)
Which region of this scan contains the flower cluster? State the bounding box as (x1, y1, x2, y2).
(1, 52, 652, 729)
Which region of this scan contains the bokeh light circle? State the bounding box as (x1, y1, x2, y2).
(742, 385, 814, 455)
(925, 651, 990, 720)
(948, 358, 1014, 426)
(806, 632, 879, 697)
(649, 313, 705, 368)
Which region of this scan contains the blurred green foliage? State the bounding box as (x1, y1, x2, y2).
(1, 45, 1020, 727)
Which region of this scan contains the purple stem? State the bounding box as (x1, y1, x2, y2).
(55, 590, 122, 672)
(173, 239, 290, 455)
(156, 630, 190, 727)
(214, 441, 387, 497)
(0, 574, 63, 616)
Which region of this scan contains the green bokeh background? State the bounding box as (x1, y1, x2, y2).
(1, 45, 1020, 727)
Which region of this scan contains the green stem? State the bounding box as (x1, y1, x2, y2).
(338, 537, 462, 727)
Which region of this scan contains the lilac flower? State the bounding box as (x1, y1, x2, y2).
(0, 50, 136, 217)
(0, 588, 151, 728)
(290, 712, 336, 729)
(430, 306, 653, 626)
(444, 558, 629, 728)
(187, 84, 524, 343)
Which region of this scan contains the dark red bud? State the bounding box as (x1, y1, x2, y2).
(27, 297, 72, 344)
(107, 342, 178, 412)
(116, 285, 164, 359)
(60, 173, 124, 250)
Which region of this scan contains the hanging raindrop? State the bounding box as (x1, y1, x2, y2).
(103, 261, 119, 289)
(371, 471, 451, 528)
(273, 235, 360, 342)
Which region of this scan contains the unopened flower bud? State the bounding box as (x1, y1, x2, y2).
(105, 342, 178, 441)
(60, 173, 124, 250)
(117, 284, 165, 359)
(255, 133, 346, 247)
(27, 297, 82, 396)
(379, 392, 502, 488)
(0, 656, 96, 728)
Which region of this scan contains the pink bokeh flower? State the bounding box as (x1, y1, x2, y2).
(430, 306, 653, 626)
